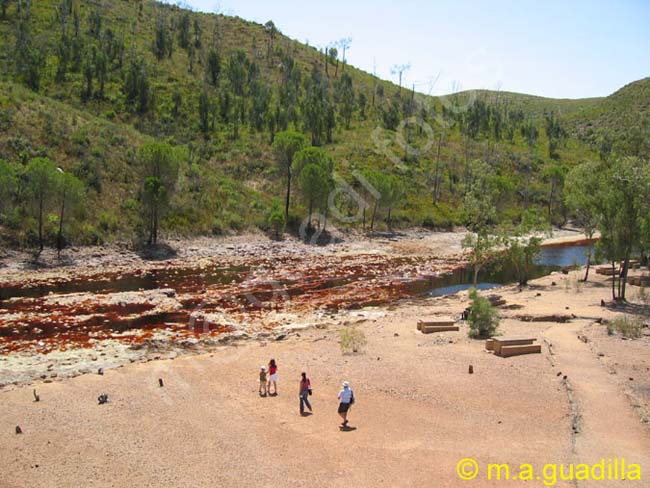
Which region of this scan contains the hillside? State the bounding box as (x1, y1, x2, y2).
(0, 0, 647, 249)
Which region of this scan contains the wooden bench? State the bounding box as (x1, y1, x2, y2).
(417, 319, 456, 331)
(492, 337, 536, 356)
(419, 324, 459, 334)
(596, 267, 617, 276)
(497, 344, 542, 357)
(627, 275, 650, 287)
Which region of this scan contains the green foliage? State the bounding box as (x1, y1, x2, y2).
(0, 1, 646, 248)
(273, 130, 307, 217)
(138, 142, 182, 245)
(123, 56, 150, 114)
(266, 199, 285, 239)
(501, 210, 548, 286)
(0, 159, 17, 218)
(25, 157, 60, 251)
(466, 288, 500, 339)
(339, 326, 367, 354)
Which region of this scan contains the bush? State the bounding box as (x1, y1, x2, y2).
(339, 327, 367, 354)
(607, 316, 642, 339)
(467, 288, 500, 339)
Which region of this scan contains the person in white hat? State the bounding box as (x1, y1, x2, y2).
(259, 366, 267, 397)
(337, 380, 355, 427)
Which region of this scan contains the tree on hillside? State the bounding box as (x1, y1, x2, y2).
(154, 14, 173, 60)
(338, 37, 352, 72)
(0, 160, 17, 220)
(336, 73, 355, 129)
(544, 111, 567, 160)
(264, 20, 276, 63)
(294, 146, 334, 232)
(298, 163, 329, 232)
(139, 142, 181, 246)
(124, 56, 151, 114)
(1, 0, 11, 19)
(565, 161, 602, 281)
(206, 49, 221, 86)
(25, 158, 59, 253)
(178, 12, 191, 50)
(14, 2, 44, 91)
(461, 160, 500, 286)
(542, 162, 567, 223)
(292, 146, 334, 180)
(380, 175, 404, 231)
(272, 131, 307, 220)
(198, 90, 210, 134)
(55, 170, 84, 256)
(390, 63, 410, 94)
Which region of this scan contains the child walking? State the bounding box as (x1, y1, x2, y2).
(259, 366, 267, 397)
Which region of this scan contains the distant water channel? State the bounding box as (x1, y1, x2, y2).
(428, 243, 593, 297)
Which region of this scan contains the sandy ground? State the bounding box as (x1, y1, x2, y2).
(1, 261, 649, 487)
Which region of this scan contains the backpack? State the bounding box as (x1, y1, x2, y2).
(349, 390, 355, 405)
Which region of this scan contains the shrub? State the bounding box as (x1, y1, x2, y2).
(607, 316, 642, 339)
(467, 288, 500, 339)
(339, 327, 367, 354)
(267, 200, 285, 239)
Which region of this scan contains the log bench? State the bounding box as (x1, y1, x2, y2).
(420, 325, 459, 333)
(627, 275, 650, 287)
(596, 267, 618, 276)
(492, 337, 536, 356)
(498, 344, 542, 357)
(417, 319, 456, 331)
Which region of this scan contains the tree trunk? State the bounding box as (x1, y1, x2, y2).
(620, 257, 629, 300)
(57, 187, 67, 257)
(473, 266, 479, 287)
(38, 193, 44, 253)
(547, 180, 555, 221)
(370, 201, 377, 231)
(284, 167, 291, 220)
(582, 245, 592, 282)
(307, 202, 313, 233)
(387, 207, 392, 232)
(433, 133, 443, 203)
(611, 261, 616, 301)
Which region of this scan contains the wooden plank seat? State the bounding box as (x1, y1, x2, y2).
(627, 275, 650, 287)
(492, 337, 536, 355)
(417, 319, 456, 330)
(420, 325, 459, 333)
(596, 267, 617, 276)
(497, 344, 542, 357)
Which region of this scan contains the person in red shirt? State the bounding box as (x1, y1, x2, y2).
(267, 358, 278, 395)
(299, 372, 312, 415)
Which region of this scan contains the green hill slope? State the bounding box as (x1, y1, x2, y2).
(0, 0, 647, 248)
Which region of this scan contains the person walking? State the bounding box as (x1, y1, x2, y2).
(259, 366, 267, 397)
(337, 380, 354, 427)
(299, 372, 312, 415)
(267, 359, 278, 395)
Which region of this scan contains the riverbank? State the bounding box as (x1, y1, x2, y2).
(0, 228, 590, 387)
(1, 266, 649, 487)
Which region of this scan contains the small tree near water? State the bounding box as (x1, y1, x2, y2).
(467, 288, 500, 339)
